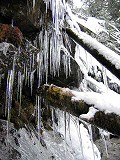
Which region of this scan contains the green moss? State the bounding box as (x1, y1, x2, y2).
(46, 86, 72, 106)
(42, 85, 89, 117)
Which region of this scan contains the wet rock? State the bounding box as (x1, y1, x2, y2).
(0, 0, 44, 40)
(95, 136, 120, 160)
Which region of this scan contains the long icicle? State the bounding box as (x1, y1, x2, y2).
(37, 95, 41, 141)
(78, 120, 85, 160)
(99, 129, 109, 158)
(88, 124, 95, 160)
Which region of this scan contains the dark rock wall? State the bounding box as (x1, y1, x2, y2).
(0, 0, 44, 39)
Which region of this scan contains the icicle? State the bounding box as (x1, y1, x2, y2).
(78, 120, 85, 160)
(49, 37, 52, 74)
(55, 109, 61, 133)
(62, 111, 67, 158)
(17, 72, 20, 102)
(64, 111, 67, 140)
(30, 71, 34, 95)
(25, 66, 28, 85)
(44, 30, 48, 84)
(32, 54, 35, 71)
(18, 71, 22, 115)
(30, 56, 32, 73)
(88, 124, 95, 160)
(33, 0, 35, 9)
(71, 116, 86, 159)
(23, 63, 26, 78)
(0, 74, 1, 87)
(51, 107, 56, 133)
(36, 0, 71, 83)
(63, 54, 70, 78)
(19, 71, 22, 107)
(5, 53, 16, 116)
(45, 0, 48, 13)
(99, 129, 109, 158)
(27, 71, 30, 87)
(5, 70, 15, 139)
(38, 52, 44, 87)
(85, 50, 89, 71)
(102, 66, 108, 88)
(36, 95, 41, 141)
(67, 113, 71, 141)
(11, 19, 14, 27)
(63, 32, 72, 54)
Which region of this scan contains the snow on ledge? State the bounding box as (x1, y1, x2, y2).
(71, 90, 120, 116)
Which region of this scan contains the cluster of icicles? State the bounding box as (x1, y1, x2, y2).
(36, 95, 109, 160)
(3, 0, 71, 120)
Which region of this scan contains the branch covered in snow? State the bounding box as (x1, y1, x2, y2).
(63, 28, 120, 80)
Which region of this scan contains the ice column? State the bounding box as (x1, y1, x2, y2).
(102, 66, 108, 88)
(99, 129, 109, 158)
(36, 95, 41, 141)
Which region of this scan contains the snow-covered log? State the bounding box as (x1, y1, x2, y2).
(38, 84, 90, 117)
(81, 110, 120, 136)
(39, 84, 120, 136)
(63, 28, 120, 80)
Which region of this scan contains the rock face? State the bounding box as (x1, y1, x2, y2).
(0, 0, 44, 40)
(0, 119, 55, 160)
(0, 120, 21, 160)
(95, 136, 120, 160)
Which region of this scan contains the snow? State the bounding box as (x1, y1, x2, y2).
(66, 4, 81, 33)
(72, 0, 83, 8)
(72, 90, 120, 116)
(74, 30, 120, 70)
(65, 2, 120, 71)
(80, 123, 101, 160)
(75, 43, 120, 91)
(0, 42, 10, 56)
(86, 17, 106, 34)
(80, 107, 98, 119)
(86, 76, 108, 93)
(71, 16, 107, 35)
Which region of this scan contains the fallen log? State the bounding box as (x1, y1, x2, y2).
(38, 84, 90, 117)
(91, 111, 120, 136)
(38, 84, 120, 136)
(63, 28, 120, 80)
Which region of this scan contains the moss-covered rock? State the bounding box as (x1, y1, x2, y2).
(0, 24, 23, 46)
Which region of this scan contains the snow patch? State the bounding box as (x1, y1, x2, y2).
(72, 90, 120, 116)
